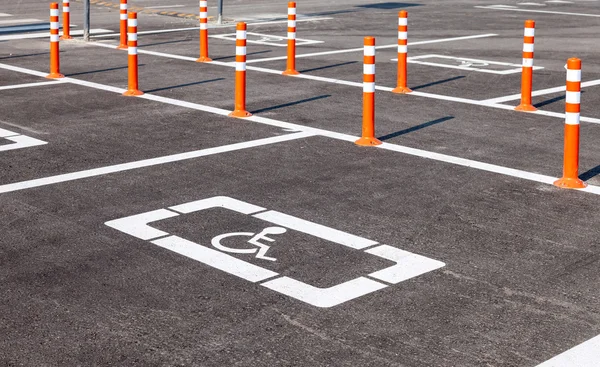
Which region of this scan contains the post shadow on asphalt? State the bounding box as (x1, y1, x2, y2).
(143, 78, 226, 93)
(410, 76, 466, 91)
(66, 65, 144, 77)
(214, 50, 272, 61)
(355, 2, 422, 9)
(378, 116, 454, 141)
(251, 95, 331, 114)
(534, 91, 586, 109)
(299, 61, 357, 74)
(139, 39, 192, 48)
(0, 52, 49, 60)
(580, 164, 600, 182)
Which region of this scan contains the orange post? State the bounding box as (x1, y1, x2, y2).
(60, 0, 72, 40)
(117, 0, 128, 49)
(47, 3, 64, 79)
(123, 12, 143, 96)
(196, 0, 211, 62)
(515, 20, 537, 112)
(554, 58, 586, 189)
(355, 37, 381, 146)
(229, 22, 252, 118)
(282, 2, 299, 76)
(392, 10, 411, 94)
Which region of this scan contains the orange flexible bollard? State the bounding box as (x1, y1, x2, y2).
(282, 2, 299, 76)
(392, 10, 411, 94)
(229, 22, 252, 118)
(123, 12, 143, 96)
(47, 3, 64, 79)
(60, 0, 72, 40)
(355, 37, 381, 146)
(515, 20, 537, 112)
(554, 58, 586, 189)
(117, 0, 128, 49)
(196, 0, 211, 62)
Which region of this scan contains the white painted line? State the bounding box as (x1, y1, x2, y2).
(0, 18, 42, 25)
(0, 132, 315, 194)
(475, 5, 600, 17)
(106, 209, 179, 240)
(0, 135, 47, 152)
(153, 235, 280, 282)
(145, 5, 186, 9)
(0, 28, 112, 41)
(2, 62, 600, 197)
(366, 245, 445, 284)
(0, 80, 65, 91)
(399, 54, 544, 75)
(518, 2, 547, 5)
(210, 32, 323, 47)
(261, 276, 387, 308)
(482, 79, 600, 104)
(253, 210, 379, 250)
(245, 34, 498, 64)
(0, 13, 12, 17)
(93, 17, 333, 38)
(536, 335, 600, 367)
(0, 127, 19, 138)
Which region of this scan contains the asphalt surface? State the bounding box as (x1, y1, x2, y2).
(1, 1, 600, 366)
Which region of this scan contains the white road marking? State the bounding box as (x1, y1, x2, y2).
(93, 17, 333, 38)
(253, 210, 378, 250)
(536, 334, 600, 367)
(398, 54, 544, 75)
(0, 18, 43, 25)
(245, 34, 499, 64)
(482, 79, 600, 104)
(475, 5, 600, 17)
(0, 29, 112, 41)
(1, 62, 600, 197)
(106, 196, 445, 307)
(210, 32, 323, 47)
(0, 127, 47, 152)
(0, 13, 12, 17)
(0, 131, 315, 194)
(0, 80, 65, 91)
(0, 127, 19, 138)
(518, 2, 547, 5)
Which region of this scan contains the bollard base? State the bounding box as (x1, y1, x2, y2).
(282, 69, 300, 76)
(515, 103, 537, 112)
(355, 137, 382, 146)
(392, 86, 412, 94)
(229, 110, 253, 118)
(196, 56, 213, 63)
(60, 35, 73, 40)
(116, 44, 128, 50)
(46, 72, 65, 79)
(553, 177, 587, 189)
(123, 89, 144, 96)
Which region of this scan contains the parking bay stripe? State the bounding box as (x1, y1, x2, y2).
(1, 62, 600, 197)
(0, 131, 316, 194)
(536, 334, 600, 367)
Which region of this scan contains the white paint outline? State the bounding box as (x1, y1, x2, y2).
(0, 127, 47, 152)
(0, 29, 112, 41)
(0, 80, 66, 91)
(475, 5, 600, 17)
(210, 31, 323, 47)
(536, 334, 600, 367)
(482, 79, 600, 104)
(244, 34, 499, 64)
(105, 196, 445, 307)
(1, 62, 600, 198)
(398, 54, 544, 75)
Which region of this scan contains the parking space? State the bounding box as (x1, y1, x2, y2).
(2, 0, 600, 366)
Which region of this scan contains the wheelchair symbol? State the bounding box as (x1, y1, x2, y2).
(211, 226, 287, 261)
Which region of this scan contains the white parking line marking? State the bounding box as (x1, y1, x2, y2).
(482, 79, 600, 104)
(0, 29, 112, 41)
(398, 54, 544, 75)
(93, 17, 334, 37)
(210, 32, 323, 47)
(106, 196, 445, 307)
(536, 334, 600, 367)
(0, 18, 43, 25)
(245, 34, 498, 64)
(145, 5, 186, 9)
(0, 131, 315, 194)
(1, 62, 600, 197)
(0, 13, 12, 17)
(475, 5, 600, 17)
(0, 80, 65, 91)
(0, 127, 47, 152)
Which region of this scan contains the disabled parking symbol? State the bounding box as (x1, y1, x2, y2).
(106, 196, 445, 308)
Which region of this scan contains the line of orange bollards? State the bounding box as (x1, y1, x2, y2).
(43, 1, 589, 190)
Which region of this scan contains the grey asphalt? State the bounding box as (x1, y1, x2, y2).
(1, 1, 600, 366)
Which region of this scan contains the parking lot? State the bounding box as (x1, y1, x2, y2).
(1, 0, 600, 366)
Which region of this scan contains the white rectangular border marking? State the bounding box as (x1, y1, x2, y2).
(536, 335, 600, 367)
(398, 54, 544, 75)
(209, 32, 323, 47)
